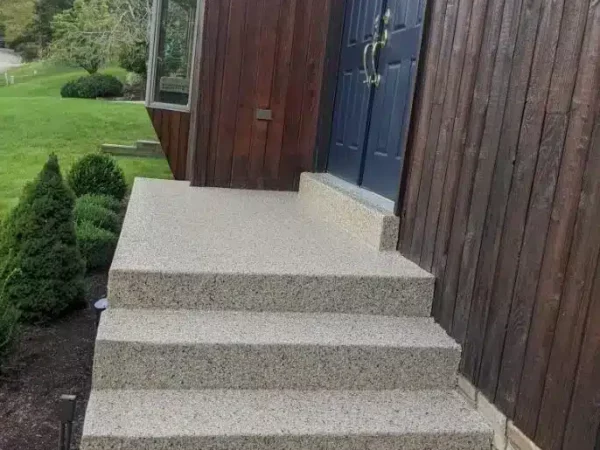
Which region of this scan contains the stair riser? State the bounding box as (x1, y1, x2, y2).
(108, 271, 434, 317)
(82, 434, 491, 450)
(93, 341, 459, 390)
(298, 173, 400, 251)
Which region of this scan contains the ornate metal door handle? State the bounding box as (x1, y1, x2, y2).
(363, 42, 375, 85)
(370, 8, 392, 87)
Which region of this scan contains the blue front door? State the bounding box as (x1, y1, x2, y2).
(328, 0, 384, 185)
(328, 0, 426, 200)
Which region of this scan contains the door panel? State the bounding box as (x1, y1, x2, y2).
(361, 0, 424, 199)
(328, 0, 383, 184)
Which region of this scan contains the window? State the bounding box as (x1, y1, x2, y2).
(146, 0, 202, 111)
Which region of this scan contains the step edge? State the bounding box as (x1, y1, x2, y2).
(82, 389, 493, 438)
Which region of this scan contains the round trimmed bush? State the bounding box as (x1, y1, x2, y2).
(76, 221, 119, 271)
(60, 74, 124, 99)
(68, 154, 127, 200)
(75, 199, 121, 234)
(78, 194, 122, 214)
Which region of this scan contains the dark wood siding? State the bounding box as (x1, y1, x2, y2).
(399, 0, 600, 449)
(148, 108, 191, 181)
(190, 0, 335, 190)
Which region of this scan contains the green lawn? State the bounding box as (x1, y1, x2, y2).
(0, 62, 172, 217)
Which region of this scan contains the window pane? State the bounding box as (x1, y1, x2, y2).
(154, 0, 197, 106)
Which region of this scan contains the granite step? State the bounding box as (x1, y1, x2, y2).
(92, 309, 460, 390)
(299, 172, 400, 251)
(81, 389, 492, 450)
(108, 178, 433, 316)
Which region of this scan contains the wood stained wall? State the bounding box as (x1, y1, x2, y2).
(189, 0, 337, 190)
(399, 0, 600, 448)
(148, 108, 191, 180)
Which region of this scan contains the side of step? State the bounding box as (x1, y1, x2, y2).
(108, 270, 434, 317)
(81, 389, 492, 450)
(298, 173, 400, 251)
(92, 309, 460, 390)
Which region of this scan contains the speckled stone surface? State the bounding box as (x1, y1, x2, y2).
(92, 309, 460, 390)
(108, 178, 433, 316)
(298, 173, 400, 251)
(83, 178, 493, 449)
(81, 389, 492, 450)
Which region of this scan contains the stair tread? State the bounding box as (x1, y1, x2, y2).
(110, 179, 430, 278)
(98, 309, 459, 349)
(83, 389, 491, 439)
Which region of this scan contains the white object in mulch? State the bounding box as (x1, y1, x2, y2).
(94, 298, 109, 326)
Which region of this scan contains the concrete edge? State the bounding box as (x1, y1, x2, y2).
(457, 375, 542, 450)
(101, 143, 164, 159)
(298, 173, 399, 251)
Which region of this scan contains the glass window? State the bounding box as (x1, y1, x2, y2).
(148, 0, 199, 109)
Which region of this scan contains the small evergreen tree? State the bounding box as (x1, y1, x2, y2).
(0, 155, 85, 323)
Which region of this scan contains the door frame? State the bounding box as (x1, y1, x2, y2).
(313, 0, 432, 215)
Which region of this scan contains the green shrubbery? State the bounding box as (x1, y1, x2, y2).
(0, 155, 85, 324)
(118, 40, 147, 78)
(60, 73, 124, 99)
(77, 194, 122, 214)
(76, 221, 118, 271)
(15, 42, 41, 63)
(0, 294, 20, 366)
(0, 153, 129, 367)
(68, 153, 127, 200)
(68, 159, 126, 272)
(75, 197, 121, 233)
(74, 195, 121, 271)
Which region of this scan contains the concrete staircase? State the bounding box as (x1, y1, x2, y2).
(81, 174, 492, 450)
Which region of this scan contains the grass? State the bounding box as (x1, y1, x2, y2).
(0, 62, 172, 217)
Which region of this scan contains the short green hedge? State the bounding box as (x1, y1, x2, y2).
(76, 221, 119, 271)
(61, 74, 124, 99)
(68, 153, 127, 201)
(78, 194, 122, 214)
(75, 198, 121, 234)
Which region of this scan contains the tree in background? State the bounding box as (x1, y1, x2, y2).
(0, 0, 74, 57)
(115, 0, 152, 78)
(50, 0, 151, 75)
(50, 0, 116, 74)
(32, 0, 75, 50)
(0, 0, 36, 46)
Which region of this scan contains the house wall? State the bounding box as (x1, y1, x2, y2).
(398, 0, 600, 449)
(147, 108, 191, 180)
(188, 0, 339, 190)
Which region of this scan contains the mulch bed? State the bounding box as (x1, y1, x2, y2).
(0, 271, 108, 450)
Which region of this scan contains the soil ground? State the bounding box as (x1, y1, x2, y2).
(0, 272, 108, 450)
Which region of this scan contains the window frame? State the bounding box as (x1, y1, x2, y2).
(145, 0, 204, 113)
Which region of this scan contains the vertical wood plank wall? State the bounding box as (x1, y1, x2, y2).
(148, 108, 191, 181)
(190, 0, 334, 190)
(399, 0, 600, 449)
